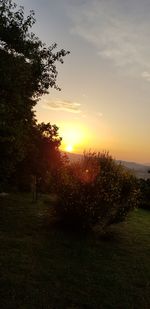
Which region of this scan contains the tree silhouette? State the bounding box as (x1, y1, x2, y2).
(0, 0, 69, 189)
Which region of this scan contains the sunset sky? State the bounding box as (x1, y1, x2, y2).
(17, 0, 150, 163)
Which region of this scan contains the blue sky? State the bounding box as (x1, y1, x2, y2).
(17, 0, 150, 163)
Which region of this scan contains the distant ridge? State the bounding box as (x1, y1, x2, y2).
(117, 160, 150, 179)
(63, 152, 150, 179)
(65, 152, 82, 162)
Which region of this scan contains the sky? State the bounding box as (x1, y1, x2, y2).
(17, 0, 150, 163)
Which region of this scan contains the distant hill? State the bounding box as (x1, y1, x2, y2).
(117, 160, 150, 179)
(63, 152, 150, 180)
(65, 152, 82, 162)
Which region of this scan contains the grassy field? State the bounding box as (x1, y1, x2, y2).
(0, 194, 150, 309)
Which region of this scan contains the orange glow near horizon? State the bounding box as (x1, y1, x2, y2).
(65, 144, 73, 152)
(59, 122, 89, 154)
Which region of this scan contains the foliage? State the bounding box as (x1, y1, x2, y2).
(13, 122, 65, 192)
(138, 178, 150, 210)
(55, 152, 140, 230)
(0, 0, 69, 95)
(0, 0, 69, 189)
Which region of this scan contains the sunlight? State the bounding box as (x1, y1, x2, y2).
(60, 123, 88, 153)
(65, 144, 73, 152)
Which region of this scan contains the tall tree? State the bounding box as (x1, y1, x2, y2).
(0, 0, 69, 189)
(15, 122, 63, 191)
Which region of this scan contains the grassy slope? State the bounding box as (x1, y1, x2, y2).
(0, 194, 150, 309)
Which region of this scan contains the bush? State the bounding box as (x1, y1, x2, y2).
(54, 152, 140, 230)
(138, 179, 150, 210)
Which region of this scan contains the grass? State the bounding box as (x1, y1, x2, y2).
(0, 194, 150, 309)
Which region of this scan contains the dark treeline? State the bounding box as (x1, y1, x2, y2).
(0, 0, 69, 191)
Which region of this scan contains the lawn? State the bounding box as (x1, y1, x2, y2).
(0, 194, 150, 309)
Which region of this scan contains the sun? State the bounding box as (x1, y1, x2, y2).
(59, 122, 89, 154)
(65, 144, 73, 152)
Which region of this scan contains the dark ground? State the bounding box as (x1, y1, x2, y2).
(0, 194, 150, 309)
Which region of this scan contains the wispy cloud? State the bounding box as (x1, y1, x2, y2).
(43, 99, 81, 113)
(142, 71, 150, 82)
(97, 112, 103, 117)
(67, 0, 150, 77)
(82, 114, 87, 118)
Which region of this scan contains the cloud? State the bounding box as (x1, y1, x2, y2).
(97, 112, 103, 117)
(142, 71, 150, 82)
(43, 99, 81, 113)
(82, 114, 87, 118)
(67, 0, 150, 77)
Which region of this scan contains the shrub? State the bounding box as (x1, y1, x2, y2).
(54, 152, 140, 230)
(138, 179, 150, 210)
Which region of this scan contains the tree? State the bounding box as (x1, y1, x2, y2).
(0, 0, 69, 189)
(14, 122, 63, 192)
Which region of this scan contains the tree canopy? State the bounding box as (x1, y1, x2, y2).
(0, 0, 69, 190)
(0, 0, 69, 94)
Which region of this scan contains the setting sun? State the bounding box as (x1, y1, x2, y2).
(65, 144, 73, 152)
(59, 122, 89, 153)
